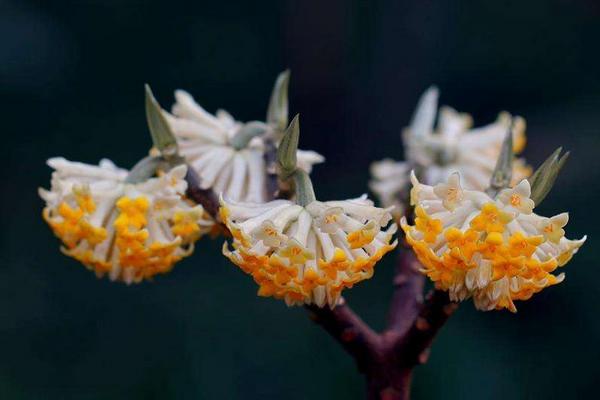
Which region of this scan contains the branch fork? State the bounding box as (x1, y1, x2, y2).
(306, 237, 457, 400)
(176, 101, 456, 400)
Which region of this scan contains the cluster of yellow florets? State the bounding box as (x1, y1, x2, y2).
(220, 197, 397, 307)
(402, 174, 585, 311)
(40, 160, 211, 284)
(39, 79, 586, 315)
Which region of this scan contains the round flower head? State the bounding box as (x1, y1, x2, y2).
(220, 195, 398, 307)
(401, 171, 586, 312)
(370, 87, 531, 216)
(40, 157, 213, 284)
(164, 90, 323, 203)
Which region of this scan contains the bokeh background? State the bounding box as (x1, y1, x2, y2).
(1, 0, 599, 399)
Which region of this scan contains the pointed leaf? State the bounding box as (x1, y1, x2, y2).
(125, 155, 162, 183)
(528, 147, 561, 190)
(145, 84, 178, 157)
(488, 125, 514, 194)
(267, 70, 290, 132)
(230, 121, 268, 150)
(530, 148, 569, 205)
(277, 114, 299, 178)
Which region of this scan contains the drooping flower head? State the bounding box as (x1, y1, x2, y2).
(402, 172, 586, 312)
(164, 72, 323, 203)
(220, 116, 398, 307)
(40, 158, 213, 284)
(221, 196, 397, 307)
(370, 87, 531, 216)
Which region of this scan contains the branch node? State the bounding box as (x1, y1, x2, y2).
(415, 317, 430, 331)
(418, 348, 431, 365)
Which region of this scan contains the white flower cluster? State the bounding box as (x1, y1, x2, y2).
(220, 195, 397, 307)
(370, 88, 531, 217)
(402, 172, 585, 311)
(165, 90, 323, 203)
(40, 158, 212, 283)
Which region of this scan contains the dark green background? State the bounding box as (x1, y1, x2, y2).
(1, 1, 598, 399)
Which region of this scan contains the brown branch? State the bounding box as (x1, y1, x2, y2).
(184, 167, 220, 219)
(305, 298, 381, 373)
(386, 239, 425, 335)
(395, 290, 458, 366)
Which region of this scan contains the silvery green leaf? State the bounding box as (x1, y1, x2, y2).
(488, 125, 514, 195)
(528, 147, 562, 189)
(267, 70, 290, 132)
(277, 114, 299, 178)
(530, 148, 570, 206)
(145, 84, 178, 157)
(230, 121, 268, 150)
(125, 155, 163, 183)
(293, 169, 316, 206)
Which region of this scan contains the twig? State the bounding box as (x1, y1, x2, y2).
(185, 167, 220, 219)
(305, 299, 381, 373)
(386, 240, 425, 336)
(395, 290, 458, 366)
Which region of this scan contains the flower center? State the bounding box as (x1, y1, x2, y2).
(325, 214, 338, 224)
(510, 194, 521, 206)
(446, 187, 459, 201)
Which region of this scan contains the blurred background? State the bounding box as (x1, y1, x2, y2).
(1, 0, 598, 399)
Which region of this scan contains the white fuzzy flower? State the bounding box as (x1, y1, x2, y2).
(39, 158, 213, 284)
(402, 172, 586, 312)
(370, 87, 531, 216)
(165, 90, 324, 203)
(220, 195, 397, 307)
(496, 180, 535, 215)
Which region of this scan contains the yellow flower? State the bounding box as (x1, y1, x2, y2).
(221, 195, 397, 307)
(433, 173, 464, 211)
(402, 173, 586, 312)
(414, 206, 443, 243)
(470, 203, 514, 233)
(40, 158, 213, 284)
(497, 180, 535, 215)
(278, 239, 315, 265)
(539, 213, 568, 244)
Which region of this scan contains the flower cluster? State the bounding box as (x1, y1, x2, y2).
(40, 158, 212, 284)
(220, 195, 397, 307)
(401, 172, 586, 311)
(39, 76, 329, 286)
(39, 76, 585, 314)
(370, 88, 531, 216)
(164, 90, 323, 203)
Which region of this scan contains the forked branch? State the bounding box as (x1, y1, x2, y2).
(183, 144, 457, 400)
